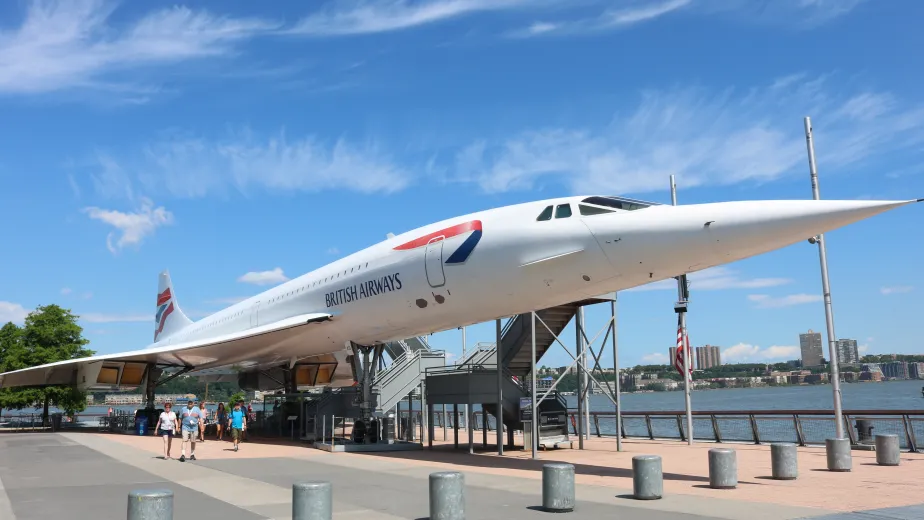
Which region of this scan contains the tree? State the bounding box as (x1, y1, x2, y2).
(0, 305, 95, 423)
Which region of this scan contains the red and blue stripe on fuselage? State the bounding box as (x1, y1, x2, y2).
(393, 220, 482, 264)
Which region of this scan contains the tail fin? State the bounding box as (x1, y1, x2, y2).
(155, 270, 193, 342)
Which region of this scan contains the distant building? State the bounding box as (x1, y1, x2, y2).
(881, 361, 909, 380)
(836, 339, 860, 364)
(909, 362, 924, 380)
(668, 347, 677, 365)
(799, 329, 824, 367)
(696, 345, 721, 369)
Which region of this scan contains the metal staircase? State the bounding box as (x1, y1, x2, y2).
(373, 348, 445, 414)
(501, 304, 579, 376)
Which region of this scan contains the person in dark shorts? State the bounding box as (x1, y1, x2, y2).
(229, 401, 247, 452)
(154, 402, 178, 459)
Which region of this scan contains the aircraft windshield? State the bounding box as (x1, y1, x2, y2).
(579, 196, 656, 215)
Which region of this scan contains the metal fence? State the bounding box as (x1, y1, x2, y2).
(401, 408, 923, 452)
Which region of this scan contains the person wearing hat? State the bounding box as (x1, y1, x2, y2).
(179, 398, 204, 462)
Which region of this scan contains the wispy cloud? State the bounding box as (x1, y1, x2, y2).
(288, 0, 543, 36)
(207, 296, 250, 305)
(78, 312, 150, 323)
(453, 75, 924, 195)
(326, 247, 341, 255)
(702, 0, 866, 27)
(628, 267, 791, 292)
(0, 0, 279, 97)
(641, 352, 668, 364)
(510, 0, 690, 37)
(60, 287, 72, 296)
(880, 286, 913, 295)
(0, 302, 30, 324)
(79, 128, 411, 200)
(238, 268, 289, 286)
(747, 293, 822, 308)
(722, 343, 800, 363)
(82, 197, 174, 254)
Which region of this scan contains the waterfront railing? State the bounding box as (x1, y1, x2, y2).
(408, 408, 923, 452)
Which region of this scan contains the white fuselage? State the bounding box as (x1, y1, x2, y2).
(153, 194, 913, 368)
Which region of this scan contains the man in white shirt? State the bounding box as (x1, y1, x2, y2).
(179, 399, 203, 462)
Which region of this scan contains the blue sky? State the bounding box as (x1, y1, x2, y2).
(1, 0, 922, 370)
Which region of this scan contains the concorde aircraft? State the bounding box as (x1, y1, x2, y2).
(0, 195, 920, 402)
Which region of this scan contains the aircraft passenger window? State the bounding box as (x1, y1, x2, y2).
(579, 204, 616, 216)
(555, 204, 572, 219)
(536, 205, 553, 221)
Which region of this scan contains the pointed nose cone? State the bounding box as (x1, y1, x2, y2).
(702, 199, 918, 263)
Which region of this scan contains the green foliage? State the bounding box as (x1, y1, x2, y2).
(154, 376, 240, 403)
(0, 305, 95, 418)
(861, 354, 924, 363)
(227, 391, 245, 410)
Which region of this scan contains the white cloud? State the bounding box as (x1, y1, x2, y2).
(747, 293, 822, 308)
(453, 75, 924, 195)
(60, 287, 72, 296)
(880, 286, 913, 295)
(82, 197, 174, 253)
(208, 297, 249, 305)
(288, 0, 543, 36)
(82, 291, 94, 300)
(0, 302, 30, 324)
(78, 312, 150, 323)
(326, 247, 340, 255)
(641, 352, 668, 364)
(628, 266, 791, 292)
(0, 0, 279, 96)
(722, 343, 800, 363)
(83, 129, 411, 200)
(238, 268, 289, 286)
(510, 0, 690, 37)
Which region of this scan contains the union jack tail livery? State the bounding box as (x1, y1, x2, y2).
(154, 270, 193, 343)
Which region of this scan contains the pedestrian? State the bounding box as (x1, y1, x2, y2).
(198, 401, 208, 442)
(229, 401, 247, 452)
(215, 403, 227, 441)
(179, 399, 203, 462)
(154, 402, 178, 460)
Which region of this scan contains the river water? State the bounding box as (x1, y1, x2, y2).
(577, 379, 924, 413)
(4, 379, 922, 417)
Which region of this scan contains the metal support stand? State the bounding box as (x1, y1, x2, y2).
(575, 310, 584, 450)
(804, 116, 845, 440)
(612, 297, 622, 451)
(671, 175, 693, 446)
(495, 318, 504, 456)
(461, 326, 468, 449)
(143, 365, 161, 410)
(530, 311, 538, 460)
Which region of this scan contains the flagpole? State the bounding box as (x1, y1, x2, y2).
(671, 175, 693, 446)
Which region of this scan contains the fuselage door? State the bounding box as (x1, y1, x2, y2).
(425, 237, 446, 288)
(249, 301, 261, 328)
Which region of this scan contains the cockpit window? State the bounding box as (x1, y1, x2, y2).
(536, 205, 553, 221)
(579, 204, 616, 216)
(581, 196, 653, 212)
(555, 204, 572, 219)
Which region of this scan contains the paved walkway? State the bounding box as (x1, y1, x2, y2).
(1, 432, 922, 519)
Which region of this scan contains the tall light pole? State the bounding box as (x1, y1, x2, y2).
(803, 116, 845, 440)
(671, 175, 693, 446)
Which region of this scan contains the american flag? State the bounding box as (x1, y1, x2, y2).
(674, 320, 692, 381)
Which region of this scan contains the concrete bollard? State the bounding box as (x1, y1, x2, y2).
(770, 443, 798, 480)
(127, 489, 173, 520)
(293, 481, 332, 520)
(874, 434, 900, 466)
(542, 463, 575, 513)
(708, 448, 737, 489)
(631, 455, 663, 500)
(430, 471, 465, 520)
(825, 438, 851, 472)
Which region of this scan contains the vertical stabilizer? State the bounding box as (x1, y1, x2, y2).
(155, 270, 193, 342)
